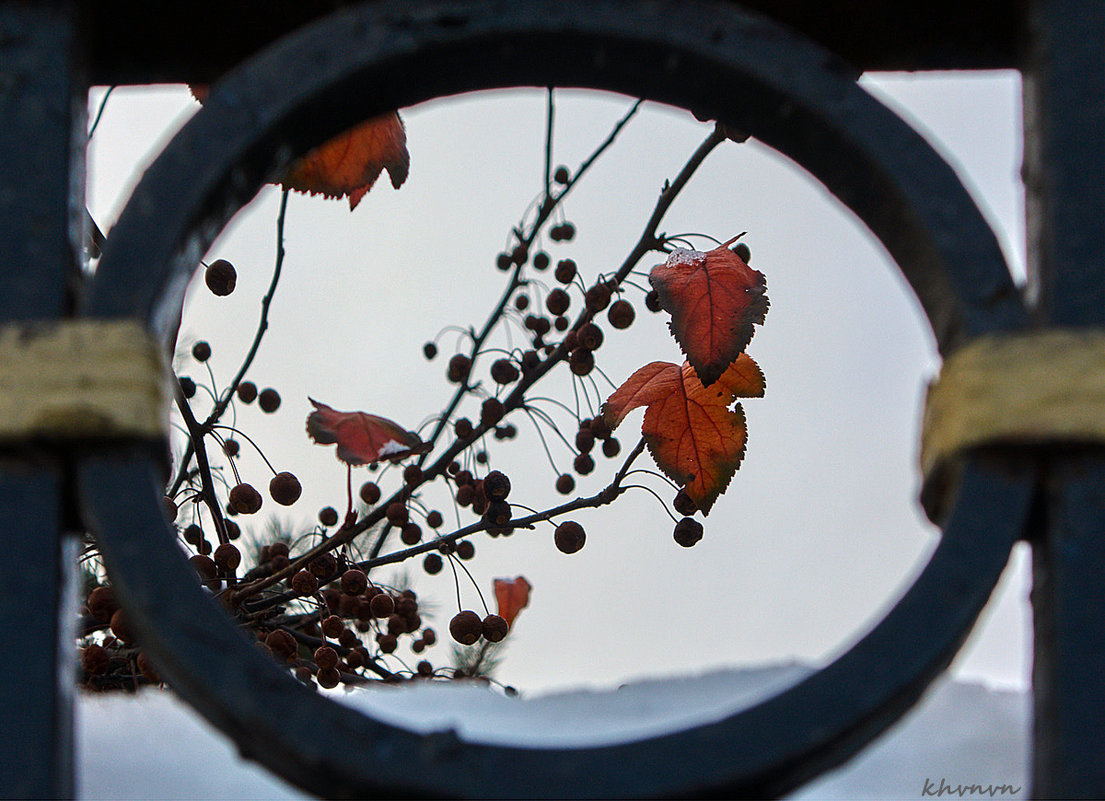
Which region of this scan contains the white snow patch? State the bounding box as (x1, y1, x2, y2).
(665, 247, 704, 267)
(77, 664, 1029, 800)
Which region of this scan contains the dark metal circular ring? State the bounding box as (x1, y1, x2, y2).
(80, 1, 1035, 797)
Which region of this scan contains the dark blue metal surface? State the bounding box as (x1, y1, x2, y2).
(1023, 1, 1105, 796)
(0, 2, 83, 797)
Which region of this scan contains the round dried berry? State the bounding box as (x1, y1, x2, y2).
(674, 517, 704, 547)
(484, 499, 511, 527)
(490, 358, 520, 385)
(554, 259, 577, 284)
(314, 645, 339, 671)
(179, 376, 196, 398)
(355, 481, 382, 506)
(514, 294, 530, 311)
(400, 522, 422, 546)
(322, 615, 344, 638)
(607, 299, 635, 329)
(578, 322, 604, 351)
(569, 347, 594, 376)
(483, 470, 511, 500)
(553, 165, 570, 184)
(532, 251, 550, 271)
(554, 316, 569, 332)
(269, 541, 290, 559)
(573, 453, 595, 475)
(447, 353, 472, 383)
(423, 341, 438, 360)
(213, 542, 241, 571)
(559, 222, 576, 241)
(645, 288, 663, 312)
(110, 608, 135, 645)
(575, 428, 595, 454)
(555, 473, 575, 495)
(456, 484, 475, 507)
(162, 496, 178, 522)
(258, 388, 281, 413)
(308, 552, 337, 579)
(454, 417, 475, 441)
(545, 288, 570, 316)
(204, 258, 237, 296)
(602, 436, 622, 458)
(456, 539, 476, 560)
(269, 471, 302, 506)
(481, 397, 505, 426)
(344, 649, 366, 669)
(370, 592, 395, 618)
(533, 316, 552, 336)
(87, 586, 117, 623)
(317, 667, 341, 689)
(291, 569, 319, 596)
(426, 510, 444, 529)
(229, 483, 262, 514)
(449, 610, 483, 645)
(136, 651, 161, 683)
(733, 242, 752, 263)
(182, 523, 203, 546)
(673, 489, 698, 516)
(222, 438, 240, 457)
(82, 644, 110, 676)
(495, 252, 513, 271)
(319, 506, 339, 527)
(190, 554, 218, 584)
(385, 502, 409, 526)
(521, 350, 541, 371)
(223, 519, 241, 541)
(403, 464, 423, 485)
(377, 633, 399, 654)
(417, 659, 434, 677)
(482, 614, 509, 643)
(192, 340, 212, 362)
(236, 381, 257, 403)
(495, 423, 517, 440)
(340, 569, 368, 596)
(554, 520, 586, 554)
(423, 553, 443, 575)
(511, 243, 529, 266)
(422, 628, 437, 646)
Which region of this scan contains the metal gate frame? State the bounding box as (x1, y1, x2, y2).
(0, 1, 1100, 797)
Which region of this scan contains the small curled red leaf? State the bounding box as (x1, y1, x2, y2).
(306, 398, 429, 466)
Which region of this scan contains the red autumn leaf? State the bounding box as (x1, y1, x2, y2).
(282, 112, 409, 210)
(493, 576, 532, 628)
(190, 86, 408, 209)
(306, 398, 429, 466)
(601, 354, 765, 515)
(648, 236, 768, 387)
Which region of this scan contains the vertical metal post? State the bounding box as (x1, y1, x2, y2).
(0, 2, 85, 797)
(1023, 0, 1105, 797)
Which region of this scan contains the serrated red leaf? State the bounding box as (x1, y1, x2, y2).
(306, 398, 429, 466)
(649, 238, 768, 387)
(493, 576, 532, 628)
(190, 87, 408, 209)
(601, 354, 764, 515)
(282, 112, 409, 210)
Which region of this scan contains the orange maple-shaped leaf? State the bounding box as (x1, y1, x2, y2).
(648, 237, 768, 387)
(493, 576, 532, 628)
(306, 398, 429, 466)
(282, 112, 409, 209)
(602, 354, 765, 515)
(190, 86, 408, 210)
